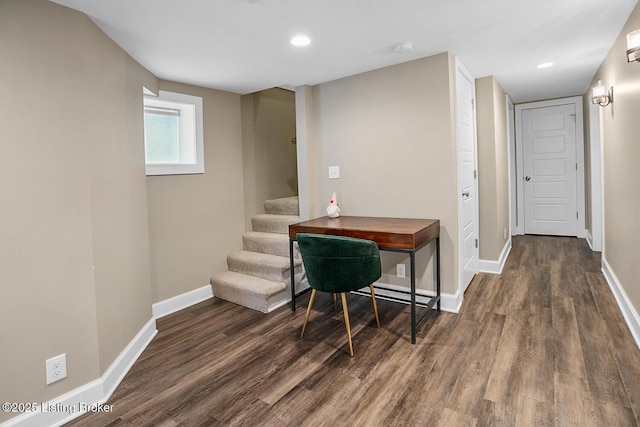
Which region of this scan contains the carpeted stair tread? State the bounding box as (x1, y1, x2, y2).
(243, 231, 295, 258)
(210, 271, 287, 313)
(227, 250, 302, 283)
(264, 196, 299, 216)
(251, 214, 300, 234)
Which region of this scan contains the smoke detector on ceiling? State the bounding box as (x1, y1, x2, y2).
(394, 42, 413, 54)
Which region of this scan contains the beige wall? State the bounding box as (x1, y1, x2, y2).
(0, 0, 155, 421)
(589, 2, 640, 316)
(295, 85, 318, 221)
(241, 88, 298, 229)
(302, 53, 459, 296)
(87, 16, 157, 374)
(476, 77, 510, 260)
(146, 81, 245, 302)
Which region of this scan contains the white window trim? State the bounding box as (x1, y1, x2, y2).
(144, 90, 204, 176)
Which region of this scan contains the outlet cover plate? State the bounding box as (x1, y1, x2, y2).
(396, 263, 406, 278)
(46, 353, 67, 385)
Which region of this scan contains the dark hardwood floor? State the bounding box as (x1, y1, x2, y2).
(67, 235, 640, 426)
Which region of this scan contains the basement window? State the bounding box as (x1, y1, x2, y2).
(143, 90, 204, 175)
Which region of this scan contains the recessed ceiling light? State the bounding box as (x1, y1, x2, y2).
(290, 35, 311, 47)
(537, 62, 554, 69)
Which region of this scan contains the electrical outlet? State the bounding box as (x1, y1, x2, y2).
(504, 228, 507, 239)
(46, 353, 67, 385)
(396, 263, 406, 278)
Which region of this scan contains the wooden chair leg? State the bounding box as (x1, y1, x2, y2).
(333, 293, 338, 317)
(369, 285, 380, 328)
(341, 293, 354, 357)
(301, 289, 317, 338)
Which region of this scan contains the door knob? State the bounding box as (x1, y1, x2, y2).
(525, 176, 531, 181)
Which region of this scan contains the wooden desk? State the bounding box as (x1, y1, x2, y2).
(289, 216, 440, 344)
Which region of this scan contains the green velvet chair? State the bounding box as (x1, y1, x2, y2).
(297, 233, 382, 356)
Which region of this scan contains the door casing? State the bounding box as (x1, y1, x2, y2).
(454, 57, 479, 299)
(513, 96, 585, 237)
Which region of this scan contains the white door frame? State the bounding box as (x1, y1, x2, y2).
(454, 57, 479, 302)
(513, 96, 585, 237)
(588, 96, 603, 251)
(507, 95, 516, 235)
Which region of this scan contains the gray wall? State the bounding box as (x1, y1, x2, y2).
(298, 53, 459, 297)
(0, 2, 248, 423)
(146, 80, 245, 302)
(0, 0, 155, 419)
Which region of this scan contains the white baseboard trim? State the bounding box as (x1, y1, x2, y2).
(267, 299, 290, 313)
(585, 229, 594, 250)
(152, 284, 213, 319)
(478, 238, 512, 275)
(445, 288, 463, 313)
(357, 281, 461, 313)
(602, 257, 640, 350)
(577, 227, 587, 239)
(101, 318, 157, 401)
(1, 318, 157, 427)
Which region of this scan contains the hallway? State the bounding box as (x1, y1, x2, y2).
(458, 235, 640, 425)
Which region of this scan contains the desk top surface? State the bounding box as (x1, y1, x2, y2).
(289, 216, 439, 251)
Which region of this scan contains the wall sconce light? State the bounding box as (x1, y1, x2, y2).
(592, 80, 612, 107)
(627, 30, 640, 62)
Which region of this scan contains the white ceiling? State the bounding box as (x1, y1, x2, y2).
(51, 0, 638, 103)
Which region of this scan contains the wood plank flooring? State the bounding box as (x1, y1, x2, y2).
(67, 235, 640, 426)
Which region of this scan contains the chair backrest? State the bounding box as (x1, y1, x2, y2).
(297, 233, 382, 293)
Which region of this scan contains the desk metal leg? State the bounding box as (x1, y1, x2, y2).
(410, 251, 416, 344)
(289, 238, 296, 311)
(436, 236, 441, 311)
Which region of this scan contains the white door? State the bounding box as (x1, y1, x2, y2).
(522, 104, 578, 236)
(455, 59, 478, 293)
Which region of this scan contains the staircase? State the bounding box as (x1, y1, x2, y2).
(210, 196, 306, 313)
